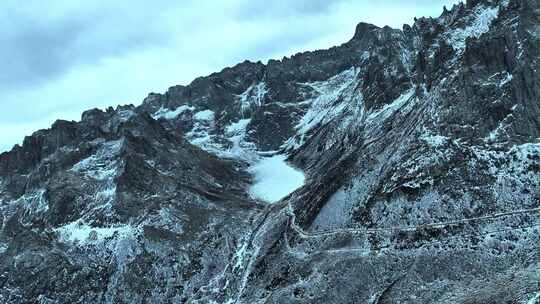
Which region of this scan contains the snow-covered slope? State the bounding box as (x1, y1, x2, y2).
(1, 0, 540, 303)
(248, 155, 305, 203)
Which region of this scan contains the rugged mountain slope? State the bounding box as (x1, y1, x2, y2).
(1, 0, 540, 303)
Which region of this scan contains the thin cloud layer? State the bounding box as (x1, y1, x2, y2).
(0, 0, 461, 153)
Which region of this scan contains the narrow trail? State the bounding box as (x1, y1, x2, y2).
(287, 203, 540, 238)
(228, 196, 540, 303)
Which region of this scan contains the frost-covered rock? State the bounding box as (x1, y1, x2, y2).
(1, 0, 540, 302)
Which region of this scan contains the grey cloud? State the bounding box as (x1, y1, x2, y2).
(2, 16, 87, 89)
(0, 1, 176, 92)
(234, 0, 341, 19)
(0, 0, 458, 94)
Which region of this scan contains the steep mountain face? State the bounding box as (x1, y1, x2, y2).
(1, 0, 540, 303)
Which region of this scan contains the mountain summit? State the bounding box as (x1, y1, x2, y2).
(1, 0, 540, 303)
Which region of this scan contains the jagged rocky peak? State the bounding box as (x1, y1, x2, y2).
(1, 0, 540, 303)
(351, 22, 380, 38)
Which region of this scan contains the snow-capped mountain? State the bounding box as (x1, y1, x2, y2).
(1, 0, 540, 302)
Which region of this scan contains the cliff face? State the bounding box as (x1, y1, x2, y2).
(1, 0, 540, 303)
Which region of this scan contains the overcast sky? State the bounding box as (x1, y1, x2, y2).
(0, 0, 461, 153)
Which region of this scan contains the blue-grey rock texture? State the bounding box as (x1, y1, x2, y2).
(1, 0, 540, 303)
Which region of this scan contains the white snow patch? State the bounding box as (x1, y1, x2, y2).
(55, 220, 139, 245)
(223, 118, 256, 160)
(233, 242, 249, 270)
(186, 113, 258, 160)
(248, 155, 305, 203)
(421, 133, 449, 147)
(71, 139, 123, 181)
(193, 109, 215, 121)
(186, 109, 217, 152)
(96, 187, 116, 200)
(152, 105, 194, 120)
(447, 5, 499, 51)
(225, 119, 251, 136)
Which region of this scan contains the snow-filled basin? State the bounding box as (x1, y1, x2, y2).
(248, 155, 305, 203)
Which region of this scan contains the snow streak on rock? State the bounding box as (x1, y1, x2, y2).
(186, 110, 217, 151)
(283, 67, 362, 150)
(366, 88, 415, 122)
(55, 220, 140, 245)
(71, 139, 123, 181)
(237, 82, 268, 117)
(224, 119, 256, 160)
